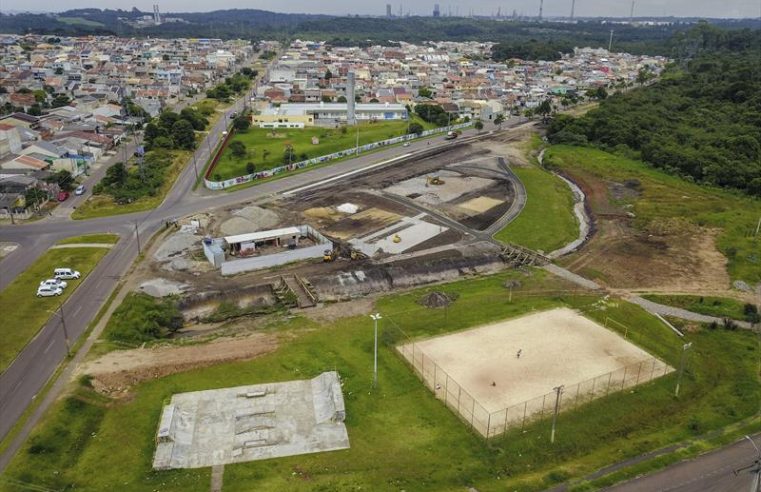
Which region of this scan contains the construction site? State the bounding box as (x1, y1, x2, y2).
(138, 138, 547, 324)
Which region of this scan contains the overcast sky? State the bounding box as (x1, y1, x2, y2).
(5, 0, 760, 18)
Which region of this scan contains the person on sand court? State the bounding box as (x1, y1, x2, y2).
(516, 349, 522, 359)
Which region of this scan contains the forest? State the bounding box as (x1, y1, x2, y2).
(548, 25, 761, 196)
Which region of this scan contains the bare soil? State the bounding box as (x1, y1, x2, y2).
(559, 168, 730, 292)
(78, 333, 278, 397)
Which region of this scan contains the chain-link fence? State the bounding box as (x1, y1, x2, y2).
(395, 330, 673, 440)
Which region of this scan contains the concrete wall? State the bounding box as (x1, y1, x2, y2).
(218, 225, 332, 276)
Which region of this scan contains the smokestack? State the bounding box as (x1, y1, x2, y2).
(570, 0, 575, 19)
(538, 0, 544, 20)
(347, 72, 356, 126)
(629, 0, 635, 23)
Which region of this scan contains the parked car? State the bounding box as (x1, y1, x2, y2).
(57, 191, 70, 202)
(40, 278, 68, 289)
(37, 285, 63, 297)
(54, 268, 81, 280)
(229, 111, 238, 119)
(75, 185, 86, 196)
(403, 142, 411, 147)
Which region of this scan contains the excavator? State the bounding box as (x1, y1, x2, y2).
(426, 175, 445, 186)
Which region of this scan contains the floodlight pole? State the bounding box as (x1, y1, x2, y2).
(192, 152, 199, 181)
(134, 221, 142, 255)
(550, 385, 564, 444)
(371, 313, 382, 388)
(733, 435, 761, 492)
(675, 342, 693, 397)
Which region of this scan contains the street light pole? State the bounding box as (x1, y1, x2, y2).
(550, 385, 564, 443)
(675, 342, 693, 397)
(57, 299, 71, 356)
(192, 152, 199, 181)
(134, 221, 142, 255)
(370, 313, 382, 388)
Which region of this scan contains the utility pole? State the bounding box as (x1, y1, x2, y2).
(550, 385, 564, 443)
(134, 221, 142, 255)
(355, 124, 360, 156)
(192, 152, 199, 181)
(608, 30, 615, 52)
(58, 299, 71, 356)
(674, 342, 693, 397)
(370, 313, 382, 388)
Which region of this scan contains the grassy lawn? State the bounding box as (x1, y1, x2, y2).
(4, 270, 759, 491)
(495, 136, 578, 252)
(0, 241, 114, 372)
(56, 16, 105, 27)
(545, 146, 761, 283)
(57, 234, 120, 245)
(642, 294, 751, 321)
(210, 116, 435, 181)
(72, 151, 190, 220)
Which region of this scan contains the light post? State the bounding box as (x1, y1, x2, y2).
(370, 313, 382, 388)
(192, 151, 199, 181)
(733, 435, 761, 491)
(49, 300, 71, 356)
(550, 385, 564, 444)
(675, 342, 693, 397)
(134, 221, 142, 255)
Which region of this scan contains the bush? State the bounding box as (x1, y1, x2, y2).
(408, 122, 424, 135)
(245, 162, 256, 174)
(105, 293, 183, 344)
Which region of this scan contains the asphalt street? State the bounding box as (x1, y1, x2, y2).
(606, 434, 761, 492)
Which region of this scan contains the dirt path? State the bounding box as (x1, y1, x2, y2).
(77, 333, 278, 396)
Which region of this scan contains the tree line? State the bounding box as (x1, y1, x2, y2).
(548, 25, 761, 197)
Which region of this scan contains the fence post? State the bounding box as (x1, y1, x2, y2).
(591, 376, 597, 399)
(471, 398, 476, 430)
(650, 358, 657, 381)
(606, 372, 613, 396)
(574, 382, 581, 405)
(541, 394, 547, 418)
(487, 413, 491, 440)
(434, 363, 437, 394)
(621, 366, 628, 390)
(445, 374, 450, 405)
(458, 387, 462, 413)
(635, 360, 644, 385)
(522, 401, 528, 430)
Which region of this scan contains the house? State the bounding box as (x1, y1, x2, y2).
(0, 124, 22, 156)
(0, 112, 40, 129)
(0, 154, 49, 172)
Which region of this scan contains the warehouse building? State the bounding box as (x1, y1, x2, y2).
(252, 102, 408, 129)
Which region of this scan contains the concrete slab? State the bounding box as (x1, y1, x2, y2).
(385, 171, 495, 205)
(349, 214, 448, 255)
(153, 372, 349, 470)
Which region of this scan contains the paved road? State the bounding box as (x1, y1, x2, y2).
(0, 104, 526, 444)
(606, 434, 761, 492)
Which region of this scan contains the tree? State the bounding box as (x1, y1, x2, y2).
(171, 120, 196, 150)
(233, 115, 250, 131)
(321, 95, 333, 103)
(418, 87, 433, 98)
(103, 162, 128, 188)
(45, 170, 74, 191)
(536, 99, 554, 123)
(54, 67, 64, 75)
(324, 69, 333, 80)
(245, 162, 256, 174)
(229, 141, 246, 159)
(24, 188, 48, 208)
(283, 144, 295, 164)
(337, 95, 347, 103)
(51, 95, 70, 108)
(27, 104, 42, 116)
(493, 114, 505, 128)
(474, 120, 484, 131)
(408, 122, 424, 135)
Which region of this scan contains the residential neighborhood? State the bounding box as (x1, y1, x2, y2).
(0, 34, 260, 218)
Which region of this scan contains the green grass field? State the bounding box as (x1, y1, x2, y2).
(545, 146, 761, 283)
(0, 240, 115, 372)
(642, 294, 751, 321)
(4, 270, 759, 491)
(494, 165, 578, 252)
(211, 117, 435, 181)
(57, 234, 120, 245)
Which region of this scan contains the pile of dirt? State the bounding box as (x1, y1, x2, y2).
(219, 206, 281, 236)
(78, 333, 278, 397)
(419, 291, 457, 309)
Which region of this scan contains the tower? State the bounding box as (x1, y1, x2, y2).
(629, 0, 636, 23)
(433, 4, 440, 17)
(153, 4, 161, 25)
(386, 4, 392, 17)
(346, 72, 356, 126)
(570, 0, 576, 19)
(538, 0, 543, 21)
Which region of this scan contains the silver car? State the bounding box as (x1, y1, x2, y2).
(40, 278, 68, 289)
(37, 285, 63, 297)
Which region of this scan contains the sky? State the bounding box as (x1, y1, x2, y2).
(5, 0, 760, 19)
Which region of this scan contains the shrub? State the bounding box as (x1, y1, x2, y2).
(245, 162, 256, 174)
(105, 293, 183, 344)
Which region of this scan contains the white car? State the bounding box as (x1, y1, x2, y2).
(54, 268, 81, 280)
(75, 185, 86, 196)
(37, 285, 63, 297)
(40, 278, 68, 289)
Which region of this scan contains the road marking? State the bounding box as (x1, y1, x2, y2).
(282, 153, 412, 196)
(44, 338, 55, 354)
(72, 305, 82, 317)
